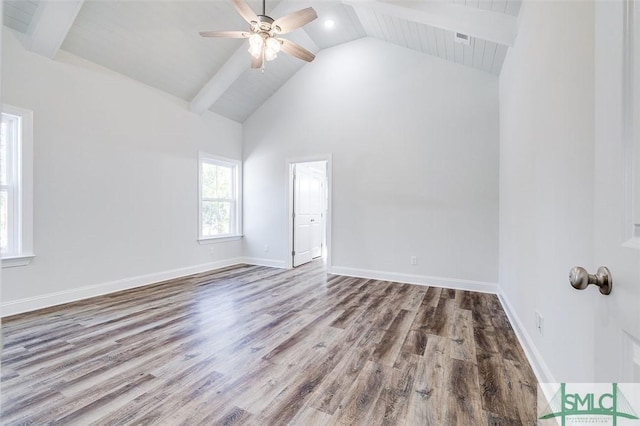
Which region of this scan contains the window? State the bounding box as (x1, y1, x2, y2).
(198, 153, 242, 241)
(1, 105, 34, 267)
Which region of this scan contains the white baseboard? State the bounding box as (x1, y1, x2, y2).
(497, 290, 556, 385)
(240, 257, 287, 269)
(1, 257, 245, 317)
(328, 265, 498, 294)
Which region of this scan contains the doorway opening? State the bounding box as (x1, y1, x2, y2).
(287, 159, 330, 268)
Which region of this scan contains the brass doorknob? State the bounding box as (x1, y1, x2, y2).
(569, 266, 613, 295)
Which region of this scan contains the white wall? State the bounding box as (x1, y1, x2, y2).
(244, 37, 500, 289)
(1, 29, 243, 315)
(499, 1, 596, 382)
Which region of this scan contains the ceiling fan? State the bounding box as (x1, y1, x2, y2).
(200, 0, 318, 70)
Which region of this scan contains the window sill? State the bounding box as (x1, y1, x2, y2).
(2, 254, 35, 268)
(198, 235, 243, 244)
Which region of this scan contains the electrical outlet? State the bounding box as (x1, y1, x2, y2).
(410, 256, 417, 265)
(264, 244, 270, 253)
(535, 311, 544, 335)
(209, 248, 215, 257)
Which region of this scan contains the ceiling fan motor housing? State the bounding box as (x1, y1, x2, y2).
(253, 15, 280, 33)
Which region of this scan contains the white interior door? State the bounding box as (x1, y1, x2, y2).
(293, 164, 312, 267)
(293, 162, 325, 267)
(593, 0, 640, 382)
(309, 168, 324, 259)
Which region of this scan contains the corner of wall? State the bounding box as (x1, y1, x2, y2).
(497, 287, 556, 385)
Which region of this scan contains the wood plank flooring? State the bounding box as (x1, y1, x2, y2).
(0, 261, 537, 425)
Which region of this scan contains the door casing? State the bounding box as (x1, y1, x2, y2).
(287, 155, 332, 269)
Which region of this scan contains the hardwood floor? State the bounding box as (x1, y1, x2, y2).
(1, 261, 537, 425)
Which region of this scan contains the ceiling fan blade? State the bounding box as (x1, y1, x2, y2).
(272, 7, 317, 34)
(199, 30, 249, 38)
(251, 54, 264, 69)
(280, 39, 315, 62)
(232, 0, 258, 24)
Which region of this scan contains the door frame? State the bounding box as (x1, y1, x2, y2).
(286, 154, 332, 269)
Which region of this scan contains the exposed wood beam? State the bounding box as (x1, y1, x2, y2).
(27, 0, 85, 58)
(189, 46, 252, 115)
(189, 3, 319, 115)
(343, 0, 517, 47)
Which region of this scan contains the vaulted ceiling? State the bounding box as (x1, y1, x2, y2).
(4, 0, 520, 122)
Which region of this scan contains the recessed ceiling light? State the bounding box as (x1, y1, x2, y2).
(324, 19, 335, 29)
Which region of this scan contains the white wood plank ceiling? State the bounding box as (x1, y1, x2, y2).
(4, 0, 41, 34)
(3, 0, 521, 123)
(353, 5, 508, 75)
(62, 0, 270, 102)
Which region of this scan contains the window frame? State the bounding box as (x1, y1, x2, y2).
(1, 105, 34, 268)
(198, 152, 242, 243)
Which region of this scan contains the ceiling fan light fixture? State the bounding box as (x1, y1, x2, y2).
(248, 43, 263, 58)
(265, 37, 281, 53)
(265, 48, 278, 61)
(264, 37, 280, 61)
(200, 0, 317, 69)
(249, 33, 263, 48)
